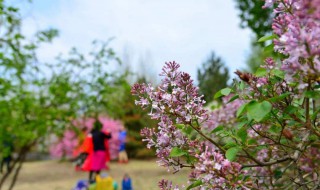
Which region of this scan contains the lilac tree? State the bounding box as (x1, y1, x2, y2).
(50, 116, 124, 160)
(132, 0, 320, 189)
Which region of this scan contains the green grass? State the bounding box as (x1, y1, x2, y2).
(3, 159, 189, 190)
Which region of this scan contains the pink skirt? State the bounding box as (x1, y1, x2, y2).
(91, 150, 106, 171)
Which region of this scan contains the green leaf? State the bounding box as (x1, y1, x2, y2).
(255, 68, 267, 77)
(264, 44, 274, 53)
(214, 91, 222, 99)
(236, 103, 248, 117)
(227, 94, 239, 103)
(186, 155, 197, 165)
(226, 147, 239, 161)
(186, 180, 203, 190)
(271, 69, 285, 79)
(269, 125, 282, 134)
(311, 107, 320, 120)
(274, 168, 283, 179)
(237, 121, 247, 129)
(239, 81, 245, 90)
(210, 125, 224, 134)
(268, 92, 290, 103)
(284, 105, 298, 114)
(224, 141, 238, 149)
(258, 34, 277, 43)
(280, 139, 287, 144)
(248, 139, 257, 145)
(214, 88, 232, 99)
(170, 147, 187, 157)
(237, 127, 247, 143)
(221, 88, 232, 95)
(309, 134, 318, 141)
(182, 126, 193, 135)
(8, 6, 19, 12)
(247, 101, 272, 122)
(175, 124, 185, 129)
(304, 91, 320, 98)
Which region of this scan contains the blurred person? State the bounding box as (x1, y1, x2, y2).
(81, 120, 112, 184)
(122, 173, 132, 190)
(118, 129, 128, 164)
(73, 127, 89, 171)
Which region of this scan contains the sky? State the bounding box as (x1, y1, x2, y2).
(15, 0, 253, 82)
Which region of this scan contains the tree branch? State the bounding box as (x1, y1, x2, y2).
(241, 155, 291, 169)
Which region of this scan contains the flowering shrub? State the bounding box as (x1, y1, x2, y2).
(132, 0, 320, 189)
(50, 116, 124, 160)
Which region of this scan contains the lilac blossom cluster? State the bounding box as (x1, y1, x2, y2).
(132, 62, 204, 171)
(265, 0, 320, 85)
(205, 96, 244, 132)
(132, 0, 320, 188)
(191, 146, 245, 189)
(158, 180, 181, 190)
(132, 62, 247, 189)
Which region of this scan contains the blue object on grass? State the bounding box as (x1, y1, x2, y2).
(72, 179, 88, 190)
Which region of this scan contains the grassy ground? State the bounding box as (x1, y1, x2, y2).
(2, 159, 189, 190)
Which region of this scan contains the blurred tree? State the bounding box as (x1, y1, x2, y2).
(0, 1, 69, 189)
(235, 0, 273, 39)
(51, 39, 124, 119)
(245, 40, 274, 72)
(118, 73, 157, 158)
(197, 52, 229, 104)
(234, 0, 276, 72)
(0, 1, 127, 189)
(114, 50, 158, 158)
(46, 40, 158, 161)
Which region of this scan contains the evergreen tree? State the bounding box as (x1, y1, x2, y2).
(197, 52, 229, 103)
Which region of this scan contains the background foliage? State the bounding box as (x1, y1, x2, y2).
(197, 52, 229, 104)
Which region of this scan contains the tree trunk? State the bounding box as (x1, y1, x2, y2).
(8, 153, 26, 190)
(0, 151, 23, 189)
(0, 141, 35, 190)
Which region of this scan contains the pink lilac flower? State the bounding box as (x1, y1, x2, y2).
(263, 57, 276, 70)
(133, 62, 252, 189)
(256, 77, 268, 87)
(133, 63, 209, 178)
(204, 96, 244, 133)
(191, 146, 245, 189)
(158, 179, 181, 190)
(267, 0, 320, 86)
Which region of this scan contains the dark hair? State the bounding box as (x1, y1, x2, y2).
(93, 120, 103, 131)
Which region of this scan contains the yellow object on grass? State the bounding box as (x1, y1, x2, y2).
(96, 175, 114, 190)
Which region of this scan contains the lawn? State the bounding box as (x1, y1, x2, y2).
(2, 159, 189, 190)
